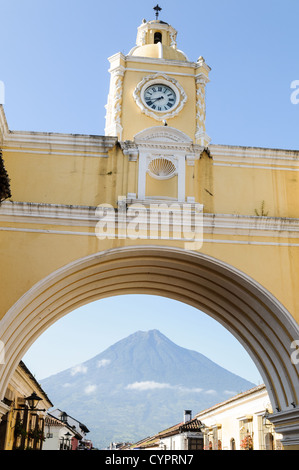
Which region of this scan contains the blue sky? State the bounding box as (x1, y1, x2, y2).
(1, 0, 299, 148)
(2, 0, 298, 386)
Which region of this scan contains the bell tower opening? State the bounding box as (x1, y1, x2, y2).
(154, 32, 162, 44)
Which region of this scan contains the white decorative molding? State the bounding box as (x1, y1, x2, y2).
(105, 65, 125, 140)
(195, 75, 211, 146)
(132, 126, 195, 202)
(133, 73, 187, 122)
(2, 126, 117, 157)
(210, 144, 299, 172)
(135, 21, 178, 49)
(134, 126, 193, 145)
(147, 157, 177, 180)
(2, 202, 299, 246)
(0, 400, 10, 419)
(121, 143, 139, 162)
(268, 409, 299, 447)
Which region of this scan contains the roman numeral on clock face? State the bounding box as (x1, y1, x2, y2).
(143, 84, 177, 111)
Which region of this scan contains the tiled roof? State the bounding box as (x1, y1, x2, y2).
(157, 417, 203, 438)
(45, 414, 66, 427)
(129, 417, 204, 448)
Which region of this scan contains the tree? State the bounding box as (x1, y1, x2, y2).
(0, 151, 11, 203)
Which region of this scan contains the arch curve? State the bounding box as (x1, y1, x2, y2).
(1, 246, 299, 416)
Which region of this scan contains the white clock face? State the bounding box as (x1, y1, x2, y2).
(144, 84, 177, 112)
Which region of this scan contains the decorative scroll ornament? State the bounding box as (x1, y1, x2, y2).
(133, 73, 187, 122)
(112, 69, 124, 127)
(195, 77, 207, 136)
(195, 74, 211, 146)
(105, 66, 125, 140)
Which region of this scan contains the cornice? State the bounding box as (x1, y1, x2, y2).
(2, 130, 117, 157)
(210, 143, 299, 169)
(108, 51, 199, 71)
(2, 202, 299, 242)
(268, 408, 299, 446)
(0, 105, 118, 157)
(124, 54, 197, 69)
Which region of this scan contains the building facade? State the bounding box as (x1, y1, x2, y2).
(124, 411, 204, 451)
(196, 385, 283, 450)
(0, 362, 52, 450)
(47, 409, 91, 450)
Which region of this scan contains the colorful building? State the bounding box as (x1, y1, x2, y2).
(0, 361, 52, 450)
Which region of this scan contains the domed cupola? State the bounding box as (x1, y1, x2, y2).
(128, 7, 189, 61)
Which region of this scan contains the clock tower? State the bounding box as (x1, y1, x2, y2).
(105, 7, 212, 203)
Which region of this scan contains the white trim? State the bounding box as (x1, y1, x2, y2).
(2, 131, 117, 155)
(0, 227, 97, 237)
(269, 409, 299, 446)
(214, 162, 299, 172)
(124, 55, 197, 69)
(134, 127, 189, 202)
(1, 227, 299, 246)
(2, 148, 110, 158)
(123, 54, 211, 74)
(2, 202, 299, 244)
(210, 144, 299, 167)
(0, 400, 10, 418)
(125, 67, 202, 78)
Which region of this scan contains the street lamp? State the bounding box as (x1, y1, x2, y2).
(13, 391, 45, 411)
(61, 431, 72, 450)
(25, 392, 43, 411)
(262, 409, 272, 428)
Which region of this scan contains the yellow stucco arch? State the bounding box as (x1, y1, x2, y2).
(1, 246, 299, 448)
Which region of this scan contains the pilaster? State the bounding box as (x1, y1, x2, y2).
(268, 408, 299, 449)
(0, 400, 10, 421)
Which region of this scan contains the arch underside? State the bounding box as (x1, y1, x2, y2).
(1, 246, 299, 416)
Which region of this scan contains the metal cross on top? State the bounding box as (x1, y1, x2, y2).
(153, 4, 162, 20)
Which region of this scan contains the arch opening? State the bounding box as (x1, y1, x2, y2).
(154, 32, 162, 44)
(1, 246, 299, 420)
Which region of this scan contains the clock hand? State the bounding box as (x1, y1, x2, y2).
(151, 96, 164, 103)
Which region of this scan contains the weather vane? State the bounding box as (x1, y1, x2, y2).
(153, 4, 162, 20)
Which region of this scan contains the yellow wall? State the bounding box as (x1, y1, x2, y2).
(121, 62, 197, 141)
(3, 143, 299, 217)
(1, 126, 299, 321)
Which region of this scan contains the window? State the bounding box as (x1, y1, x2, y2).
(188, 438, 203, 450)
(239, 418, 253, 450)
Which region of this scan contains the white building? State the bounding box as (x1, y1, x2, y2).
(196, 385, 283, 450)
(43, 414, 76, 451)
(43, 409, 91, 450)
(128, 410, 204, 451)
